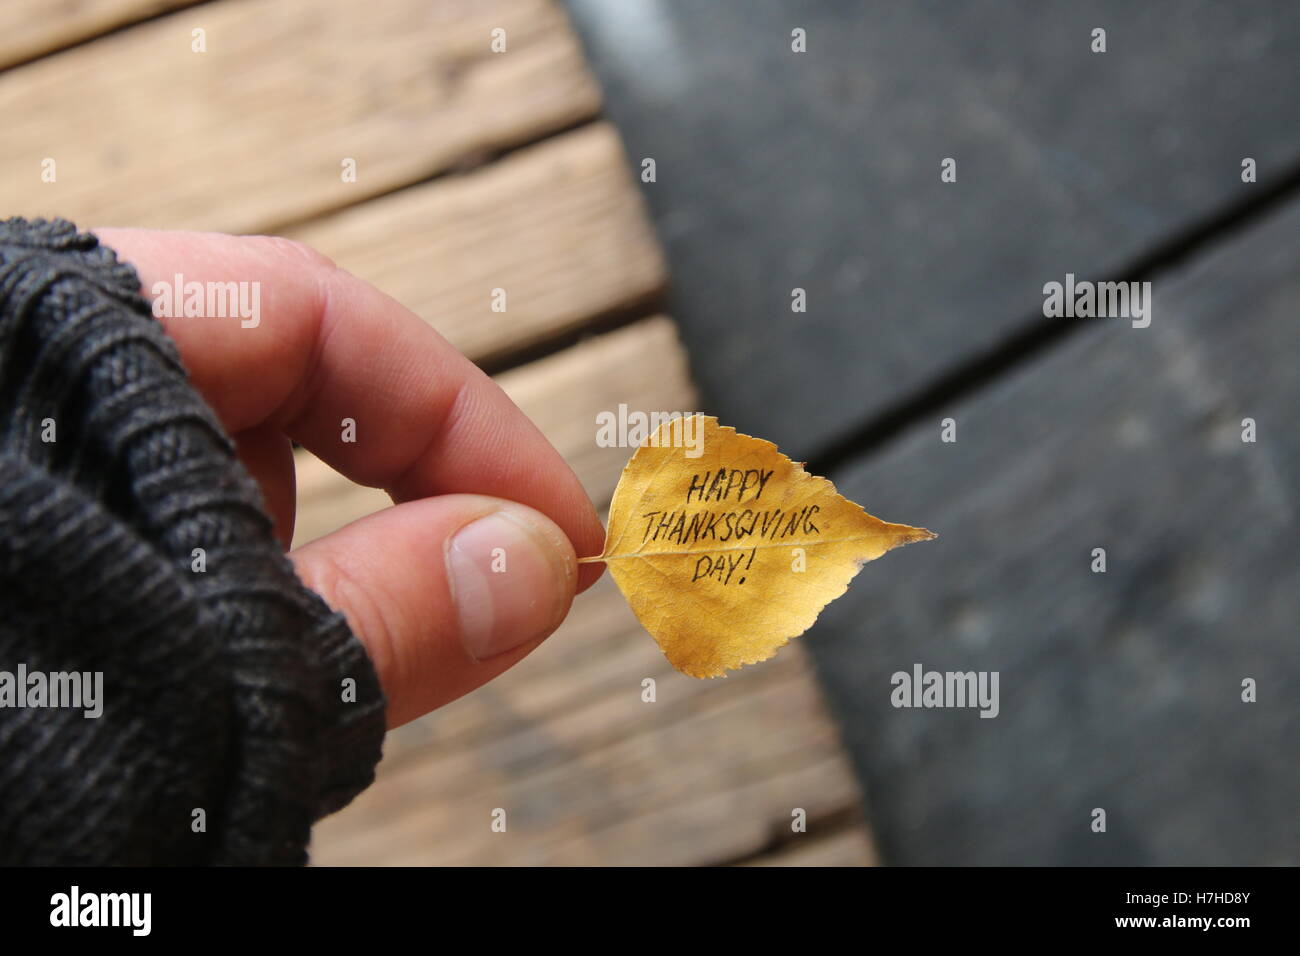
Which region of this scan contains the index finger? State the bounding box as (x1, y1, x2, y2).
(93, 227, 605, 588)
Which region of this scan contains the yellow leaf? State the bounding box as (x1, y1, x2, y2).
(585, 415, 935, 678)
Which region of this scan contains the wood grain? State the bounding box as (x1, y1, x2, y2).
(0, 0, 600, 233)
(741, 826, 877, 866)
(285, 123, 667, 364)
(310, 576, 864, 865)
(0, 1, 198, 69)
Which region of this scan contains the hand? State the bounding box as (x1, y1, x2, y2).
(94, 229, 605, 728)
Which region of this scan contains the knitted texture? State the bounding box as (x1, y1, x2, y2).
(0, 218, 385, 864)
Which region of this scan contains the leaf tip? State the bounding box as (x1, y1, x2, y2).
(892, 523, 937, 545)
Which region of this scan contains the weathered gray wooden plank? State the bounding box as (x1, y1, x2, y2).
(568, 0, 1300, 460)
(808, 195, 1300, 864)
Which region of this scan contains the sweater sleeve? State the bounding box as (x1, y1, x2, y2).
(0, 217, 386, 865)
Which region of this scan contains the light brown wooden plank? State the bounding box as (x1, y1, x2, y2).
(293, 454, 390, 552)
(523, 755, 863, 867)
(310, 567, 860, 864)
(285, 123, 667, 364)
(0, 0, 198, 69)
(311, 582, 863, 866)
(0, 0, 600, 233)
(741, 826, 877, 867)
(291, 315, 695, 548)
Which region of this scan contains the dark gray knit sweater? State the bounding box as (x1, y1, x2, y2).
(0, 218, 386, 865)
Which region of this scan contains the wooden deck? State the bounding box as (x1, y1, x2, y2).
(0, 0, 876, 865)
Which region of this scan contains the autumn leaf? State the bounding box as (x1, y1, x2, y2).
(582, 415, 935, 678)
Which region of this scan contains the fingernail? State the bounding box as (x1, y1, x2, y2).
(445, 507, 574, 662)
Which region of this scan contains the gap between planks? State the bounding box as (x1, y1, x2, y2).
(0, 0, 203, 71)
(283, 123, 667, 369)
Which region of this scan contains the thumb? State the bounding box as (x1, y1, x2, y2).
(290, 494, 578, 728)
